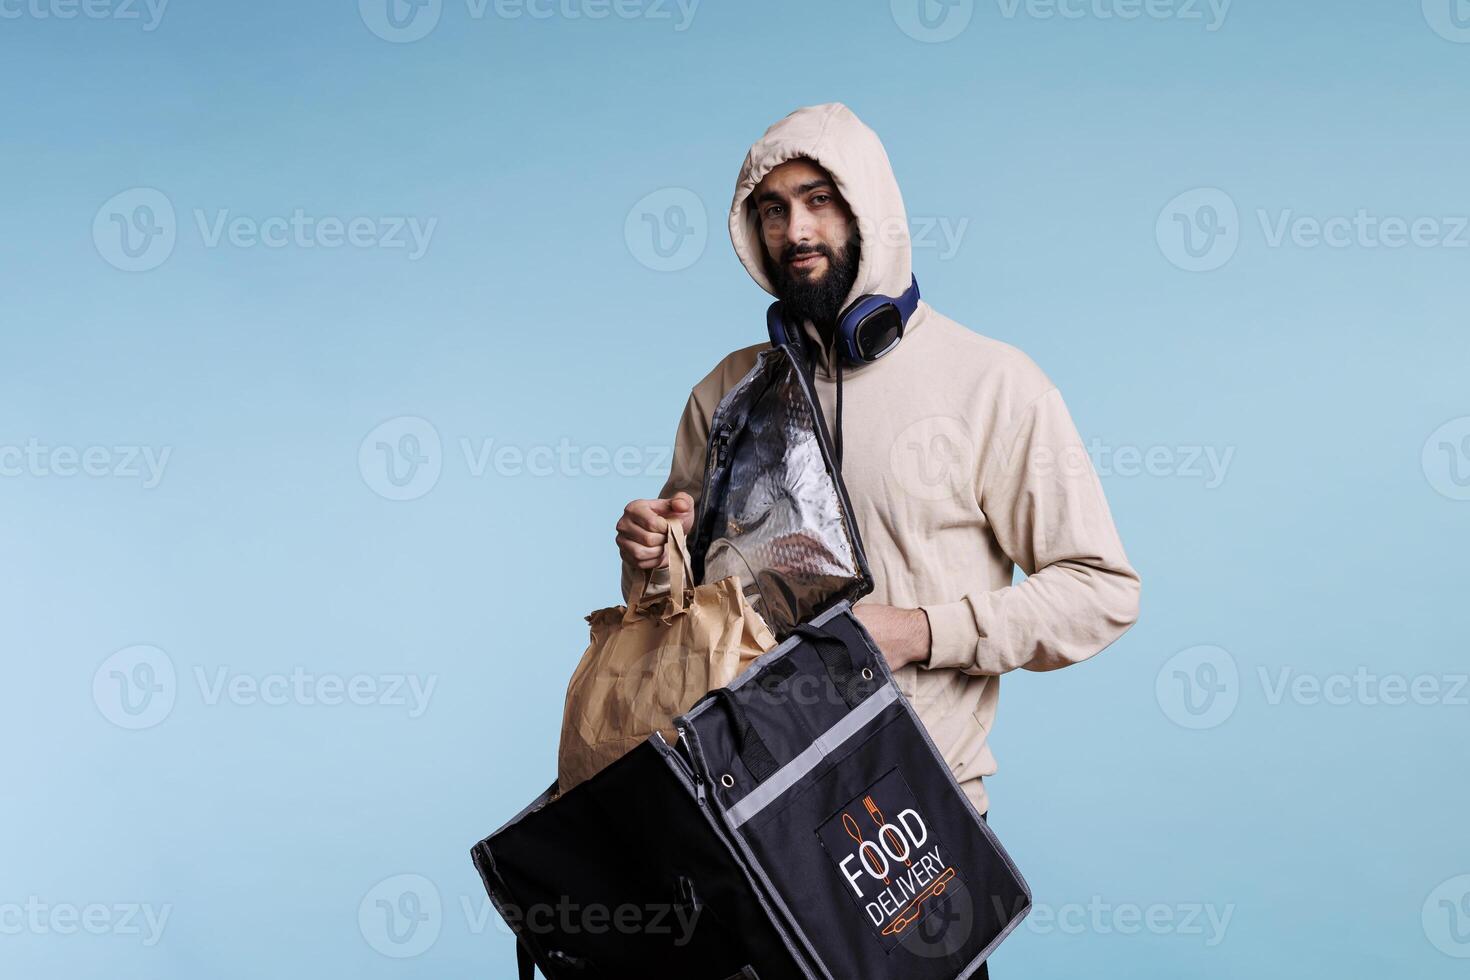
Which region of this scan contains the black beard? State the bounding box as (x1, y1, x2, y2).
(766, 237, 861, 345)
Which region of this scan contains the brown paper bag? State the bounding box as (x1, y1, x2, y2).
(556, 519, 776, 794)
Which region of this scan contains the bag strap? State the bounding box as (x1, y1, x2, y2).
(709, 688, 780, 783)
(788, 622, 868, 709)
(623, 518, 694, 624)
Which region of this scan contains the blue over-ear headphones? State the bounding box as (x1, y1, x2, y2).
(766, 275, 920, 366)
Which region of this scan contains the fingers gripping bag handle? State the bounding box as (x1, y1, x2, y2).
(622, 517, 694, 624)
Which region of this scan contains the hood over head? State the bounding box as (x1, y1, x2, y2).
(728, 103, 915, 369)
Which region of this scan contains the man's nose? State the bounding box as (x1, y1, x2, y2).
(785, 205, 815, 245)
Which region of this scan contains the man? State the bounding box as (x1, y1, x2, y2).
(616, 102, 1140, 823)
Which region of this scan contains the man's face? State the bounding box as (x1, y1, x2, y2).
(752, 158, 861, 332)
(753, 158, 855, 283)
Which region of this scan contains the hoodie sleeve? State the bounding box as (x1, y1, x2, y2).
(619, 386, 712, 605)
(920, 386, 1141, 675)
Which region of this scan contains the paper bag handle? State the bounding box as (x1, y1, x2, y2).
(623, 517, 695, 623)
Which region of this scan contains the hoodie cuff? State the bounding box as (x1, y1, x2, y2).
(919, 597, 980, 673)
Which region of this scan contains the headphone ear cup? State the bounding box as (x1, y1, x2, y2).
(835, 294, 876, 365)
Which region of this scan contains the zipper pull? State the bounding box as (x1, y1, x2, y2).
(714, 426, 732, 466)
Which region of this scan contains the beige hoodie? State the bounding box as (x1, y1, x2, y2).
(623, 102, 1141, 814)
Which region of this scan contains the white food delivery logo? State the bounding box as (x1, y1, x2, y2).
(820, 775, 958, 949)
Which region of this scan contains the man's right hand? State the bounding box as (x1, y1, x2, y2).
(616, 492, 695, 570)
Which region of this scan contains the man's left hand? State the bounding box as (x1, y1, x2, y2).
(853, 604, 932, 672)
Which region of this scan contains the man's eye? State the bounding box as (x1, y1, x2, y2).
(811, 194, 830, 206)
(764, 205, 784, 219)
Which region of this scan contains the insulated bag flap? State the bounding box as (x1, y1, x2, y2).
(690, 345, 874, 638)
(471, 736, 818, 980)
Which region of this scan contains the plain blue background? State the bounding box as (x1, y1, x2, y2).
(3, 1, 1468, 977)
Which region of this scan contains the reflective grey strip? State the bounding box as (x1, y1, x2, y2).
(726, 682, 900, 829)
